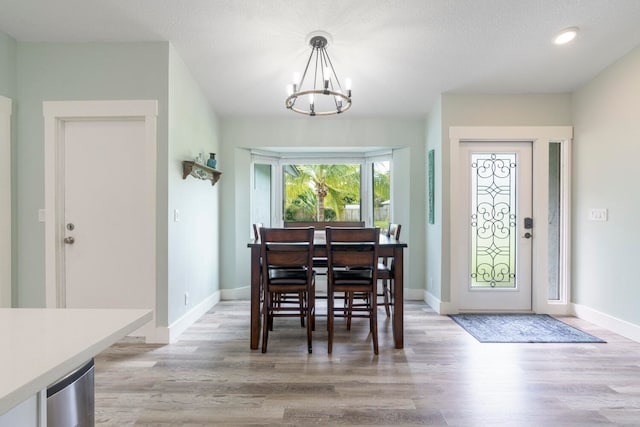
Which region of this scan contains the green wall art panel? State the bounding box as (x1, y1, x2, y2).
(428, 149, 434, 224)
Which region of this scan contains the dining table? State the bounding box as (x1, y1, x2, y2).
(247, 230, 408, 350)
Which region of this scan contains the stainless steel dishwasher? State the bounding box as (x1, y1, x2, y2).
(46, 359, 95, 427)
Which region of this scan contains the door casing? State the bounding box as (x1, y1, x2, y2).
(449, 126, 573, 315)
(43, 100, 158, 339)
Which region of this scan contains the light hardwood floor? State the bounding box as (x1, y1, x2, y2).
(94, 301, 640, 426)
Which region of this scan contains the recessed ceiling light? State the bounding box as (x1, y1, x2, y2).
(553, 27, 579, 45)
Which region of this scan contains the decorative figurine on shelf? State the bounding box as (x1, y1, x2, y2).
(207, 152, 217, 169)
(195, 152, 205, 164)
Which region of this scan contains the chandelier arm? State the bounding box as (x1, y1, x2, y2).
(298, 48, 315, 92)
(312, 48, 320, 92)
(322, 48, 343, 92)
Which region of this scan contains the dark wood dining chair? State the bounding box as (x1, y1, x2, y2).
(253, 222, 263, 241)
(260, 227, 315, 353)
(378, 223, 402, 317)
(257, 222, 310, 319)
(326, 227, 380, 355)
(283, 221, 365, 276)
(253, 223, 264, 306)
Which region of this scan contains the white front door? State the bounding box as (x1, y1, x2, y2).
(44, 100, 157, 340)
(458, 142, 533, 311)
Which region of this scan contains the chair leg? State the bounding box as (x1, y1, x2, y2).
(328, 287, 334, 354)
(346, 292, 354, 330)
(307, 289, 314, 354)
(269, 294, 276, 331)
(382, 279, 391, 317)
(389, 279, 394, 316)
(371, 288, 379, 355)
(261, 290, 270, 353)
(299, 291, 305, 327)
(310, 286, 316, 332)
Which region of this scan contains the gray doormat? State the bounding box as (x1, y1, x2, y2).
(449, 313, 606, 343)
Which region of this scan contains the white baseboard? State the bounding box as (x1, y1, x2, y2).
(151, 291, 221, 344)
(424, 291, 455, 314)
(572, 303, 640, 343)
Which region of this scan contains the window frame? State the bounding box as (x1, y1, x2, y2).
(251, 150, 392, 228)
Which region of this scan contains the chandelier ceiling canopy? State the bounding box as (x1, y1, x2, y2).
(285, 31, 352, 116)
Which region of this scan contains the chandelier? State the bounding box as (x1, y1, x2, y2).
(285, 31, 352, 116)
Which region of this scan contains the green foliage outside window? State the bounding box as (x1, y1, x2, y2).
(284, 162, 390, 225)
(284, 164, 360, 222)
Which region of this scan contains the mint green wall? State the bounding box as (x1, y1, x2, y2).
(0, 32, 17, 306)
(572, 46, 640, 326)
(435, 93, 573, 304)
(167, 45, 221, 325)
(425, 96, 442, 301)
(0, 32, 16, 97)
(15, 42, 169, 307)
(219, 117, 426, 299)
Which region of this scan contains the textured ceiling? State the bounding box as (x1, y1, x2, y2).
(2, 0, 640, 118)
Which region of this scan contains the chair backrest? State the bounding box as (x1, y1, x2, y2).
(260, 227, 314, 273)
(253, 223, 263, 240)
(388, 223, 402, 241)
(326, 227, 380, 271)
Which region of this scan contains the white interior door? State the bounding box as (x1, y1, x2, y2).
(63, 119, 155, 314)
(458, 142, 533, 311)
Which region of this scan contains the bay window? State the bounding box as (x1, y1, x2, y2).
(251, 151, 392, 230)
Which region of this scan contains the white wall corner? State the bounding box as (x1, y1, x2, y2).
(221, 286, 251, 301)
(572, 303, 640, 344)
(425, 291, 455, 314)
(403, 287, 424, 302)
(151, 291, 221, 344)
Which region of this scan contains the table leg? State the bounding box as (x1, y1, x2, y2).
(250, 245, 261, 350)
(392, 246, 404, 349)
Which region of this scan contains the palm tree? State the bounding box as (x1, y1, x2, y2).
(285, 164, 360, 221)
(373, 164, 390, 206)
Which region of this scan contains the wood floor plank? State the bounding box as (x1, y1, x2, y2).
(95, 301, 640, 426)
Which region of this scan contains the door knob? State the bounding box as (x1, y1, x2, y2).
(523, 232, 532, 239)
(64, 236, 75, 244)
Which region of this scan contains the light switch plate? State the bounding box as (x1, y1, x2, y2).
(174, 209, 180, 222)
(38, 209, 46, 222)
(589, 208, 608, 222)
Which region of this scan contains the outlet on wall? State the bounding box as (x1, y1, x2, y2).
(588, 208, 608, 222)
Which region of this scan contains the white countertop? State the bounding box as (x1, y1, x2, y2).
(0, 308, 152, 415)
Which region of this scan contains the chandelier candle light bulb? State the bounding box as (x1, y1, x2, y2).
(285, 30, 352, 116)
(323, 66, 331, 89)
(293, 72, 300, 92)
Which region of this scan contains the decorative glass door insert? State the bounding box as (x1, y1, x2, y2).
(470, 153, 517, 289)
(457, 141, 532, 311)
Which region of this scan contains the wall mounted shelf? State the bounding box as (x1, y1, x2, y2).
(182, 161, 222, 186)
